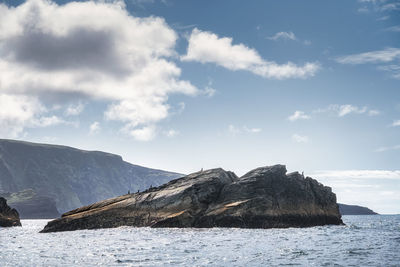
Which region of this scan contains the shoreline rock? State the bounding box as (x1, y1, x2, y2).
(0, 197, 21, 227)
(41, 165, 343, 233)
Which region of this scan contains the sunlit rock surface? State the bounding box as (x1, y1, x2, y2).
(41, 165, 343, 232)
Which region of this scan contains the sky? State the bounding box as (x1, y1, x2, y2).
(0, 0, 399, 214)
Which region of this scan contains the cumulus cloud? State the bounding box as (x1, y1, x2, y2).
(181, 29, 319, 79)
(89, 121, 100, 135)
(164, 129, 179, 137)
(0, 0, 198, 140)
(267, 31, 297, 41)
(288, 111, 311, 121)
(0, 93, 65, 138)
(65, 102, 85, 116)
(291, 134, 309, 143)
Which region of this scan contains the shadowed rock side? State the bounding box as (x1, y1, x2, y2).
(0, 197, 21, 227)
(41, 165, 343, 233)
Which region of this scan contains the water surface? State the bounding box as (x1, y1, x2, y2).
(1, 215, 399, 266)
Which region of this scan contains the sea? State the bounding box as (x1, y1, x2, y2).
(1, 215, 399, 266)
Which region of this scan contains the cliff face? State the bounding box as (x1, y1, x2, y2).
(0, 197, 21, 227)
(41, 165, 343, 233)
(0, 139, 182, 214)
(338, 203, 378, 215)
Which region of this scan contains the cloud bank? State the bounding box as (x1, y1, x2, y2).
(0, 0, 197, 140)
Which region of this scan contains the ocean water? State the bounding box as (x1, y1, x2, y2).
(1, 215, 399, 266)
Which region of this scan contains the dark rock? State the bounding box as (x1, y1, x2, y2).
(338, 203, 378, 215)
(0, 139, 182, 214)
(0, 197, 21, 227)
(0, 189, 60, 219)
(41, 165, 343, 233)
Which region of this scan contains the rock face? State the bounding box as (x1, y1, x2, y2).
(0, 139, 182, 214)
(0, 189, 60, 219)
(338, 203, 378, 215)
(41, 165, 343, 233)
(0, 197, 21, 227)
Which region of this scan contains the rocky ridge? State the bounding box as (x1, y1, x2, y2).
(41, 165, 343, 232)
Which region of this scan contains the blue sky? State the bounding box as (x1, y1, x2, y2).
(0, 0, 399, 213)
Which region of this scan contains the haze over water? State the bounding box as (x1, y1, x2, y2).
(1, 216, 399, 266)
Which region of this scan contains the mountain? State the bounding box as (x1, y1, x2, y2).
(41, 165, 343, 233)
(338, 203, 378, 215)
(0, 139, 182, 214)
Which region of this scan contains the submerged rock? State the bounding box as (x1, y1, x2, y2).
(41, 165, 343, 233)
(0, 197, 21, 227)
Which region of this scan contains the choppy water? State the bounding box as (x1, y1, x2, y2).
(1, 215, 399, 266)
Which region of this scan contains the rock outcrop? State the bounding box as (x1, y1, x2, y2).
(41, 165, 343, 233)
(338, 203, 378, 215)
(0, 139, 182, 214)
(0, 189, 60, 219)
(0, 197, 21, 227)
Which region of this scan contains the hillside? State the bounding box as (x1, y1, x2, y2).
(338, 203, 378, 215)
(0, 139, 182, 214)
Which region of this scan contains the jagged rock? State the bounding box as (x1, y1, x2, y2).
(41, 165, 343, 233)
(0, 197, 21, 227)
(0, 189, 60, 219)
(338, 203, 378, 215)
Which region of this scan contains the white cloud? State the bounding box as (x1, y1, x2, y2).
(125, 125, 156, 142)
(391, 120, 400, 126)
(202, 86, 216, 97)
(337, 104, 367, 117)
(375, 144, 400, 152)
(377, 64, 400, 79)
(336, 48, 400, 64)
(0, 93, 66, 138)
(228, 125, 261, 135)
(313, 170, 400, 180)
(89, 121, 100, 135)
(164, 129, 179, 137)
(65, 102, 85, 116)
(244, 126, 261, 133)
(182, 29, 319, 79)
(288, 111, 311, 121)
(267, 31, 296, 41)
(0, 0, 198, 140)
(292, 134, 309, 143)
(314, 104, 378, 117)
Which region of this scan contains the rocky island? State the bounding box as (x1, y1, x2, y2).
(41, 165, 343, 232)
(0, 197, 21, 227)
